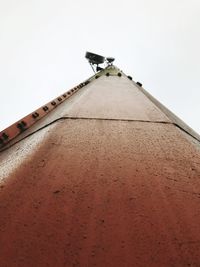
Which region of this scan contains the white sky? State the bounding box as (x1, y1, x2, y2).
(0, 0, 200, 133)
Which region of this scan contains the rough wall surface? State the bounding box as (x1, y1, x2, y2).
(1, 69, 200, 267)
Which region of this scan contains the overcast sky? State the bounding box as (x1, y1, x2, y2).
(0, 0, 200, 134)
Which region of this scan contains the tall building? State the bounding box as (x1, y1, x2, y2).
(0, 61, 200, 266)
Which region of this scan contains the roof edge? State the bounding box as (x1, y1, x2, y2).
(0, 66, 122, 150)
(0, 78, 91, 149)
(133, 80, 200, 142)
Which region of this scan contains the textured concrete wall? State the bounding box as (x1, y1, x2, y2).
(0, 69, 200, 266)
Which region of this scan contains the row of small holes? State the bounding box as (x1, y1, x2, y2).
(0, 81, 89, 147)
(106, 72, 122, 77)
(32, 112, 39, 119)
(0, 132, 9, 144)
(43, 106, 49, 112)
(2, 133, 9, 140)
(17, 121, 27, 132)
